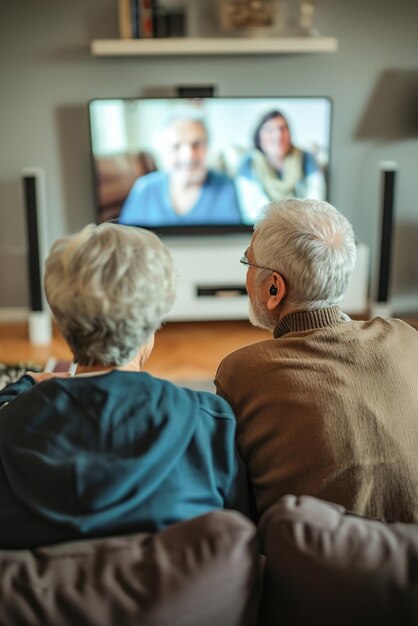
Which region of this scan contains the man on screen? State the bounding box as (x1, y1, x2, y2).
(119, 117, 242, 226)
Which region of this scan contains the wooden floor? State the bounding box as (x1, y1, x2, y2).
(0, 320, 270, 382)
(1, 314, 417, 382)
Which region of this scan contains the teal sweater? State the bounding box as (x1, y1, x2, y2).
(0, 371, 249, 548)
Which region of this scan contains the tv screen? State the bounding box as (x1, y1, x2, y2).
(88, 96, 332, 234)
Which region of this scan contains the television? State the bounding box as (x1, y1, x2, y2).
(88, 96, 332, 235)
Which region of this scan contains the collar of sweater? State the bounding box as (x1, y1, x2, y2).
(273, 306, 344, 338)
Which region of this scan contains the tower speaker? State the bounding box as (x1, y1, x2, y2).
(370, 161, 398, 318)
(22, 168, 52, 345)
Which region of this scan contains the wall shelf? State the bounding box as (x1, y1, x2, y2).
(91, 37, 338, 57)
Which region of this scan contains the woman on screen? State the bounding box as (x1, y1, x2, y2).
(236, 110, 326, 222)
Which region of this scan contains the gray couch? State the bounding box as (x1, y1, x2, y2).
(0, 510, 260, 626)
(259, 495, 418, 626)
(2, 496, 418, 626)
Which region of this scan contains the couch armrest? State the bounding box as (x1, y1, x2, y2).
(259, 494, 418, 626)
(0, 511, 260, 626)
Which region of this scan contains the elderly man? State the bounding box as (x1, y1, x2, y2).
(119, 116, 242, 226)
(215, 198, 418, 522)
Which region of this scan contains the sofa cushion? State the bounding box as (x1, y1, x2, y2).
(95, 152, 157, 221)
(259, 495, 418, 626)
(0, 510, 260, 626)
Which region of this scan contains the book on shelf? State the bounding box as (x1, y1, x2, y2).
(118, 0, 186, 40)
(118, 0, 132, 39)
(131, 0, 140, 38)
(140, 0, 154, 38)
(117, 0, 143, 39)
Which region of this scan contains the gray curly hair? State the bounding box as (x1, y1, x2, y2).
(253, 198, 357, 311)
(44, 223, 175, 366)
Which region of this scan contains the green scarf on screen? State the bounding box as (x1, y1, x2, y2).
(251, 147, 303, 200)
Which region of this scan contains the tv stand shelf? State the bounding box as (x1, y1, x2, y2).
(91, 37, 338, 57)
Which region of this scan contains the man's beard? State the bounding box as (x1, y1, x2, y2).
(174, 164, 207, 187)
(248, 297, 276, 332)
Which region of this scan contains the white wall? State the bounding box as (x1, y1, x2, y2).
(1, 0, 417, 313)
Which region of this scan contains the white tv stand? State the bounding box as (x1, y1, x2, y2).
(164, 235, 369, 321)
(165, 234, 251, 321)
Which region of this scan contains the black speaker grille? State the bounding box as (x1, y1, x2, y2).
(377, 169, 396, 303)
(23, 175, 43, 311)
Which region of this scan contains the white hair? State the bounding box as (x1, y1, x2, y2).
(252, 198, 357, 310)
(44, 223, 175, 366)
(163, 115, 209, 141)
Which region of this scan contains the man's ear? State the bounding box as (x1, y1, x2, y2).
(267, 272, 286, 311)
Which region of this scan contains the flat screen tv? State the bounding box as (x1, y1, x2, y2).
(88, 96, 332, 234)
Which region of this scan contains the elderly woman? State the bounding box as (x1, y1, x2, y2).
(0, 223, 248, 549)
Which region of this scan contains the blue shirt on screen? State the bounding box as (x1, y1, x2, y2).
(119, 170, 243, 226)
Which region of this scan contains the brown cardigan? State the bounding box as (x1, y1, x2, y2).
(216, 308, 418, 522)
